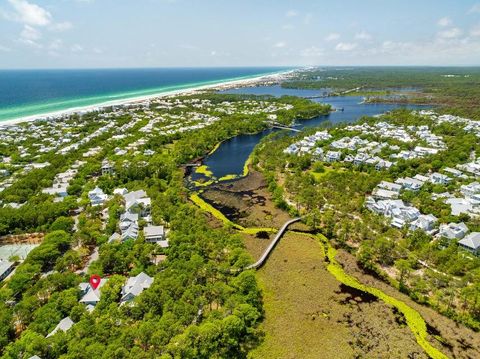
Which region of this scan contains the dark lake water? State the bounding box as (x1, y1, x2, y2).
(194, 85, 428, 180)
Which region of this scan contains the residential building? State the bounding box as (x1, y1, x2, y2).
(120, 272, 154, 303)
(439, 222, 469, 240)
(144, 225, 166, 243)
(46, 317, 74, 338)
(88, 187, 108, 206)
(410, 214, 438, 232)
(458, 233, 480, 255)
(79, 279, 108, 306)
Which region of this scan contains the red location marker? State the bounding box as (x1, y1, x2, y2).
(89, 275, 101, 290)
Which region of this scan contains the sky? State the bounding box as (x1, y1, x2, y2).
(1, 0, 480, 68)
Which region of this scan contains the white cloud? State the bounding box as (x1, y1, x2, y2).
(325, 33, 340, 41)
(355, 31, 372, 40)
(20, 24, 41, 41)
(437, 17, 452, 27)
(7, 0, 52, 26)
(335, 42, 357, 51)
(210, 50, 217, 56)
(285, 10, 298, 17)
(300, 46, 323, 57)
(50, 21, 73, 32)
(282, 24, 294, 30)
(469, 3, 480, 13)
(71, 44, 83, 52)
(438, 27, 462, 39)
(273, 41, 286, 48)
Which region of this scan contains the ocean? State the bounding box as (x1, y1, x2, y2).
(0, 67, 291, 122)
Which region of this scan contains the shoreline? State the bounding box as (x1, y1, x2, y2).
(0, 70, 295, 127)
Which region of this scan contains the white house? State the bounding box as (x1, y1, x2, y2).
(458, 233, 480, 255)
(429, 172, 452, 185)
(438, 222, 469, 240)
(143, 225, 166, 244)
(122, 223, 139, 241)
(325, 151, 341, 163)
(124, 190, 151, 215)
(396, 177, 424, 191)
(88, 187, 108, 206)
(410, 214, 438, 232)
(79, 279, 108, 306)
(120, 272, 154, 303)
(46, 317, 74, 338)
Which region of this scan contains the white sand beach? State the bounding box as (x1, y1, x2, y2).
(0, 70, 294, 127)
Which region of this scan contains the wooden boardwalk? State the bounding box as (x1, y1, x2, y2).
(246, 217, 302, 270)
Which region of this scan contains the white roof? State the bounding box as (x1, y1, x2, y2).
(46, 317, 74, 338)
(121, 272, 153, 302)
(459, 232, 480, 250)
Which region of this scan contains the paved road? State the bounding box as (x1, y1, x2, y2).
(246, 217, 302, 270)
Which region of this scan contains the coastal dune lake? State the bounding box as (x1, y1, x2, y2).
(0, 67, 289, 121)
(201, 85, 428, 179)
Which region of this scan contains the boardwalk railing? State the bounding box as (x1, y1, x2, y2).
(246, 217, 302, 270)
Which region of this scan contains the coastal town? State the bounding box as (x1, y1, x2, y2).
(0, 83, 333, 358)
(0, 68, 479, 359)
(2, 0, 480, 356)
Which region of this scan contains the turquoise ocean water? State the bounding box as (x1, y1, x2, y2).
(0, 67, 291, 122)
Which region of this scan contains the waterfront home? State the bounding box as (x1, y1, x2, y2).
(120, 272, 154, 304)
(458, 233, 480, 255)
(46, 317, 74, 338)
(79, 279, 108, 306)
(439, 222, 469, 240)
(410, 214, 438, 232)
(88, 187, 108, 206)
